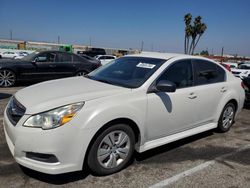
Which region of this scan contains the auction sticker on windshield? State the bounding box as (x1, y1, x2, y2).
(136, 62, 156, 69)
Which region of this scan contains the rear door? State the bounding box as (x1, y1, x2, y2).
(54, 52, 78, 77)
(191, 59, 227, 124)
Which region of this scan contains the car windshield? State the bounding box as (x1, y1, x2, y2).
(22, 51, 39, 61)
(87, 57, 166, 88)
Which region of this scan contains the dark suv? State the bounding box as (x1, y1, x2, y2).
(0, 50, 101, 87)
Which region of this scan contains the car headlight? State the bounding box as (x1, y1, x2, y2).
(23, 102, 84, 130)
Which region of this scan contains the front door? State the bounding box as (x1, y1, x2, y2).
(146, 59, 199, 140)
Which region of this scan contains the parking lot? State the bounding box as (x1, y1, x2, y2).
(0, 86, 250, 188)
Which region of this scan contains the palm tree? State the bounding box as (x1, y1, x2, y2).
(184, 14, 192, 54)
(184, 14, 207, 55)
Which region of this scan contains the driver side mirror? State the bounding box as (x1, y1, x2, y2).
(156, 80, 176, 92)
(148, 80, 176, 93)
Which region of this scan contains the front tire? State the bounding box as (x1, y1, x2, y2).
(87, 124, 135, 176)
(217, 103, 236, 132)
(0, 69, 16, 87)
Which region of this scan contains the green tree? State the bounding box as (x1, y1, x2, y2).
(184, 14, 207, 55)
(200, 50, 209, 56)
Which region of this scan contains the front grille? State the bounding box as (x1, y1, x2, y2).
(7, 97, 26, 126)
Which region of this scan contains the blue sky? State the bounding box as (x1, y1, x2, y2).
(0, 0, 250, 56)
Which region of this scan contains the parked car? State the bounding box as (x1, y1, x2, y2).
(77, 48, 106, 57)
(223, 62, 238, 69)
(95, 55, 116, 65)
(242, 76, 250, 105)
(0, 50, 100, 87)
(4, 53, 245, 176)
(13, 52, 30, 59)
(221, 63, 231, 72)
(231, 63, 250, 79)
(0, 51, 23, 59)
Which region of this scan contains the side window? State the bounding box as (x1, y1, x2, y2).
(106, 56, 114, 60)
(72, 54, 86, 62)
(56, 53, 72, 62)
(157, 59, 193, 89)
(99, 56, 106, 60)
(35, 52, 56, 63)
(193, 60, 225, 85)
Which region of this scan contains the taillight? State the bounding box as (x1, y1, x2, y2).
(97, 62, 102, 67)
(241, 82, 249, 91)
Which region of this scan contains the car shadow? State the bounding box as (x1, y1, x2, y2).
(0, 93, 12, 100)
(135, 130, 214, 162)
(156, 92, 172, 113)
(243, 104, 250, 110)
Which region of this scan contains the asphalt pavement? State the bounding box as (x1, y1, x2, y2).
(0, 86, 249, 188)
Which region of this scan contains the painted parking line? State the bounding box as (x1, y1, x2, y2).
(149, 161, 214, 188)
(149, 144, 250, 188)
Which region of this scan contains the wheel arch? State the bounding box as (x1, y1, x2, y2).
(227, 99, 238, 112)
(216, 96, 239, 123)
(83, 117, 141, 169)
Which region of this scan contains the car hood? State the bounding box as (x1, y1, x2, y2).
(15, 77, 130, 114)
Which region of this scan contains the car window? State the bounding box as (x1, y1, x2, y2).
(88, 57, 166, 88)
(72, 54, 86, 62)
(193, 59, 225, 85)
(56, 52, 72, 62)
(239, 65, 250, 70)
(106, 56, 115, 59)
(99, 56, 106, 60)
(157, 59, 193, 89)
(35, 52, 56, 63)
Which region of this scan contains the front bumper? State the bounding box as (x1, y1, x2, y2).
(3, 109, 94, 174)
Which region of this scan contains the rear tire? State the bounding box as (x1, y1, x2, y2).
(87, 124, 135, 176)
(76, 71, 87, 76)
(217, 103, 236, 132)
(0, 69, 16, 87)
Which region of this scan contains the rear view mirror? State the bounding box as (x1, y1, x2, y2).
(156, 80, 176, 92)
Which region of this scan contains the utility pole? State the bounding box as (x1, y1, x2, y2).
(57, 36, 60, 44)
(10, 30, 13, 40)
(151, 43, 154, 52)
(140, 41, 144, 52)
(221, 47, 224, 63)
(89, 37, 92, 46)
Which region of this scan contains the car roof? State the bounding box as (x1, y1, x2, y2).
(126, 52, 193, 60)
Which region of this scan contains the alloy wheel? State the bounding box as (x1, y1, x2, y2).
(97, 131, 131, 169)
(76, 72, 86, 76)
(0, 70, 16, 87)
(222, 106, 234, 129)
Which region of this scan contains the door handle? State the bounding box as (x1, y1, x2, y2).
(49, 65, 56, 68)
(188, 92, 197, 99)
(221, 87, 227, 93)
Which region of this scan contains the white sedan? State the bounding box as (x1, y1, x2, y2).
(231, 63, 250, 79)
(0, 51, 22, 59)
(95, 55, 116, 65)
(4, 53, 245, 175)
